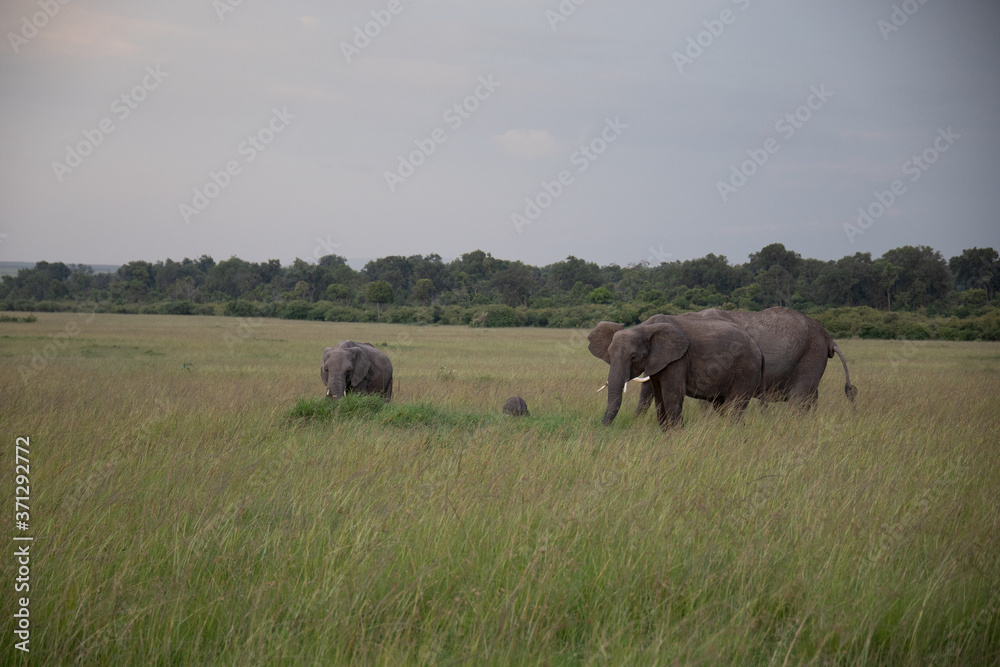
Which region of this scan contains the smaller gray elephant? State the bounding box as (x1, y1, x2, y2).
(321, 341, 393, 401)
(503, 396, 529, 416)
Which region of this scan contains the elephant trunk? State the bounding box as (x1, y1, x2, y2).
(601, 364, 629, 426)
(327, 375, 347, 400)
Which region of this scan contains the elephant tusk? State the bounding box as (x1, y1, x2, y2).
(597, 376, 647, 394)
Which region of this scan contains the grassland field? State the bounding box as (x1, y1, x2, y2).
(1, 313, 999, 665)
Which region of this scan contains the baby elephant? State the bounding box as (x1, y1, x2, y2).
(502, 395, 529, 416)
(321, 340, 393, 401)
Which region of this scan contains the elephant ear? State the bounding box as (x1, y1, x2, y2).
(351, 347, 372, 387)
(321, 347, 333, 385)
(588, 321, 625, 363)
(644, 323, 689, 376)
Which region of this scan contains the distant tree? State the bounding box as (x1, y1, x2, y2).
(679, 253, 741, 294)
(588, 286, 614, 305)
(168, 276, 201, 302)
(814, 253, 877, 307)
(366, 280, 393, 317)
(684, 287, 724, 308)
(491, 262, 538, 307)
(257, 259, 284, 286)
(412, 278, 435, 306)
(880, 245, 952, 310)
(957, 288, 987, 311)
(618, 264, 651, 302)
(747, 243, 801, 277)
(872, 259, 901, 311)
(326, 283, 351, 305)
(364, 255, 414, 303)
(950, 247, 999, 301)
(731, 283, 760, 310)
(207, 257, 257, 299)
(413, 254, 450, 295)
(117, 261, 156, 304)
(756, 265, 796, 307)
(197, 255, 216, 272)
(66, 266, 94, 297)
(449, 250, 499, 303)
(545, 256, 602, 293)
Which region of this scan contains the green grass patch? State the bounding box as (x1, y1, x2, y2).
(287, 394, 490, 430)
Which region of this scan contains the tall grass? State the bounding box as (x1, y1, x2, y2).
(2, 314, 998, 664)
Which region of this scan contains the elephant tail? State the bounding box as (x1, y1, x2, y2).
(831, 342, 857, 401)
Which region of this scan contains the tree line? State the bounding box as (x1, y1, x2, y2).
(2, 244, 998, 338)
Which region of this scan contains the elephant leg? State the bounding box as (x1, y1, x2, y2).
(652, 382, 667, 426)
(634, 382, 654, 418)
(786, 376, 820, 410)
(653, 368, 685, 429)
(724, 395, 752, 419)
(803, 389, 818, 410)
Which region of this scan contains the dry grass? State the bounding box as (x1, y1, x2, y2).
(2, 313, 998, 665)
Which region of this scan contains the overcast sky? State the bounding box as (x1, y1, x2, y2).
(1, 1, 998, 269)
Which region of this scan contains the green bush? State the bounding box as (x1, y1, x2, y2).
(280, 300, 312, 320)
(470, 305, 522, 328)
(34, 300, 67, 312)
(588, 287, 614, 304)
(307, 301, 333, 321)
(194, 304, 218, 316)
(286, 397, 335, 421)
(224, 299, 263, 318)
(160, 300, 195, 315)
(334, 393, 387, 418)
(388, 306, 432, 325)
(857, 321, 893, 339)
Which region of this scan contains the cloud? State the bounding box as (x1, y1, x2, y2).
(494, 128, 558, 160)
(29, 7, 188, 60)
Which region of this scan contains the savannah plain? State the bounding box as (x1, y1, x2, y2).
(2, 313, 999, 664)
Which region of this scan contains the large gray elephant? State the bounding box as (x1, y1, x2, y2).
(634, 306, 856, 416)
(321, 340, 393, 401)
(588, 315, 764, 428)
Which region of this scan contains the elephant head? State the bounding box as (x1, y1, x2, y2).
(321, 342, 374, 399)
(588, 320, 690, 426)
